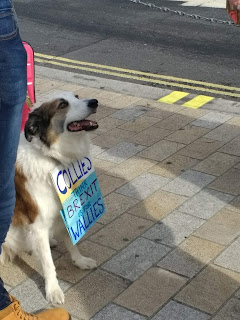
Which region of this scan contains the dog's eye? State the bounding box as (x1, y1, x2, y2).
(58, 99, 69, 109)
(75, 95, 79, 99)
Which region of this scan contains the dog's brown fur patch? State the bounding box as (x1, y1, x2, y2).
(46, 125, 59, 145)
(13, 165, 39, 226)
(25, 98, 70, 147)
(45, 99, 70, 145)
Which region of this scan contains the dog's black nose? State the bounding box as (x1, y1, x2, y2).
(88, 99, 98, 108)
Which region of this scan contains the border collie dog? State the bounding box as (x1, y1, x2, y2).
(1, 92, 99, 304)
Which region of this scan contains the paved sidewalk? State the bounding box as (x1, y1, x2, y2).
(2, 74, 240, 319)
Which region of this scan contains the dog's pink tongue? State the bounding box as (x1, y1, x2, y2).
(68, 120, 98, 131)
(68, 121, 83, 131)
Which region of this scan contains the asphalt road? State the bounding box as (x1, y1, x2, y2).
(15, 0, 240, 96)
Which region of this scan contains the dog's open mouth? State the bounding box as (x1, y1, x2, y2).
(67, 120, 98, 132)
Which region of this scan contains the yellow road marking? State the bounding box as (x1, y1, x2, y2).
(35, 57, 240, 98)
(158, 91, 189, 104)
(182, 95, 214, 109)
(35, 52, 240, 93)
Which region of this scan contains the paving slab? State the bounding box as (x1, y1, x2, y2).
(191, 112, 232, 129)
(92, 128, 134, 148)
(143, 210, 205, 247)
(155, 114, 193, 131)
(102, 237, 170, 281)
(96, 141, 145, 163)
(144, 108, 172, 119)
(165, 125, 210, 145)
(149, 154, 199, 178)
(176, 264, 240, 314)
(152, 300, 210, 320)
(225, 195, 240, 213)
(161, 170, 216, 197)
(193, 208, 240, 245)
(214, 236, 240, 273)
(90, 144, 106, 157)
(208, 168, 240, 195)
(90, 213, 153, 250)
(115, 268, 187, 317)
(204, 122, 240, 142)
(158, 236, 224, 278)
(64, 269, 130, 320)
(119, 115, 161, 133)
(194, 152, 240, 176)
(99, 192, 139, 224)
(91, 303, 147, 320)
(212, 298, 240, 320)
(138, 139, 186, 162)
(116, 172, 170, 200)
(95, 117, 126, 135)
(128, 190, 187, 221)
(97, 174, 127, 197)
(110, 106, 150, 121)
(178, 108, 208, 118)
(218, 135, 240, 156)
(178, 189, 234, 219)
(92, 105, 116, 119)
(107, 156, 157, 180)
(127, 126, 173, 146)
(177, 138, 225, 160)
(93, 158, 117, 176)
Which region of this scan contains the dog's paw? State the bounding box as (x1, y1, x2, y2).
(73, 256, 97, 270)
(46, 284, 65, 305)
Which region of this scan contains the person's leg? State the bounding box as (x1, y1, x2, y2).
(0, 0, 27, 310)
(0, 3, 70, 319)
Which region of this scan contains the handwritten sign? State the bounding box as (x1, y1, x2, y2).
(50, 157, 105, 245)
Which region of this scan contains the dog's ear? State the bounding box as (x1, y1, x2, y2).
(24, 108, 43, 142)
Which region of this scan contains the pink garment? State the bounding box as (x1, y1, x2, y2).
(229, 9, 239, 23)
(21, 42, 35, 132)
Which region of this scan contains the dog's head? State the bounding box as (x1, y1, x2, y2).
(24, 91, 98, 163)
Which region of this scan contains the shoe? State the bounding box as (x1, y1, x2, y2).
(0, 296, 71, 319)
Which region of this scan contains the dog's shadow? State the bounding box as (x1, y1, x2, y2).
(2, 98, 240, 319)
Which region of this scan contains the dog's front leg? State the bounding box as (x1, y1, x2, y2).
(63, 232, 97, 270)
(31, 228, 64, 304)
